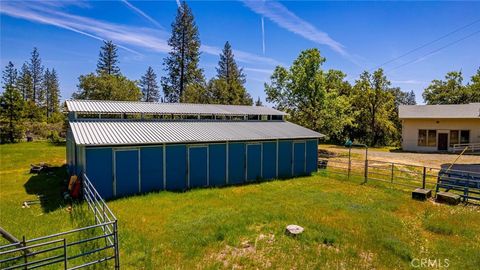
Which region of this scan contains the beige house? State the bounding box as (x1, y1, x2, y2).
(399, 103, 480, 152)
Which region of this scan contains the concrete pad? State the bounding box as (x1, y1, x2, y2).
(412, 188, 432, 201)
(436, 191, 461, 205)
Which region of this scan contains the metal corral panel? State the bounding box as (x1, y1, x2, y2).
(69, 120, 323, 146)
(246, 144, 262, 181)
(140, 147, 163, 192)
(306, 139, 318, 174)
(262, 142, 277, 179)
(85, 148, 113, 199)
(166, 145, 187, 190)
(293, 142, 306, 176)
(209, 144, 227, 186)
(228, 143, 245, 185)
(278, 141, 293, 178)
(114, 149, 139, 197)
(188, 146, 208, 188)
(66, 100, 287, 116)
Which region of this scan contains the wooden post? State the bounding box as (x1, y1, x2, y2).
(422, 167, 426, 189)
(364, 159, 368, 183)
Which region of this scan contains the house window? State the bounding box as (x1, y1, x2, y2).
(427, 130, 437, 147)
(450, 130, 459, 147)
(460, 130, 470, 144)
(418, 130, 427, 146)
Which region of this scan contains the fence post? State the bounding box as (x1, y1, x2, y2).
(63, 238, 67, 270)
(422, 167, 426, 189)
(364, 159, 368, 183)
(22, 236, 27, 270)
(114, 220, 120, 270)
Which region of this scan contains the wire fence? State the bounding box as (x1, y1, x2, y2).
(318, 153, 480, 202)
(0, 174, 119, 270)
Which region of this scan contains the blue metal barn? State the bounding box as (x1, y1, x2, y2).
(66, 100, 323, 199)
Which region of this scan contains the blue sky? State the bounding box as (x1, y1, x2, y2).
(1, 1, 479, 105)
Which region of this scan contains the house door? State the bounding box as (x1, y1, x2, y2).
(438, 133, 448, 151)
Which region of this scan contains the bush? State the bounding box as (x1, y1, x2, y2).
(47, 130, 63, 143)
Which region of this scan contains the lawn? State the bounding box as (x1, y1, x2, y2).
(1, 142, 479, 269)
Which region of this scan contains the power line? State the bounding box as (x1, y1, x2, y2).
(387, 29, 480, 72)
(370, 18, 480, 71)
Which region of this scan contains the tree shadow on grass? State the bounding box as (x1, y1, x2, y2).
(23, 165, 68, 213)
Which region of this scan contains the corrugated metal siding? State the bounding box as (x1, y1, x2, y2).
(69, 120, 323, 146)
(66, 100, 287, 116)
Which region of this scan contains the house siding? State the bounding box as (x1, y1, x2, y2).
(401, 119, 480, 152)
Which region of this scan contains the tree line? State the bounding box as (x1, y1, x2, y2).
(1, 48, 62, 143)
(1, 1, 479, 145)
(265, 48, 480, 146)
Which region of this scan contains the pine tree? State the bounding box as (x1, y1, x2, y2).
(18, 63, 33, 101)
(0, 62, 24, 143)
(29, 47, 44, 104)
(217, 41, 246, 86)
(255, 97, 263, 106)
(43, 68, 60, 117)
(161, 1, 205, 102)
(212, 41, 252, 105)
(139, 67, 160, 102)
(96, 40, 121, 76)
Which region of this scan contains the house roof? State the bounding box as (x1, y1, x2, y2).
(69, 120, 323, 146)
(399, 103, 480, 119)
(66, 100, 287, 116)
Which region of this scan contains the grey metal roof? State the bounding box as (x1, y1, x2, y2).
(399, 103, 480, 119)
(66, 100, 287, 116)
(69, 120, 323, 146)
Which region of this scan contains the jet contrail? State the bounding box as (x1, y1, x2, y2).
(261, 16, 265, 55)
(122, 0, 163, 29)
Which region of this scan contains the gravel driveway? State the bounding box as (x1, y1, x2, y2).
(321, 145, 480, 169)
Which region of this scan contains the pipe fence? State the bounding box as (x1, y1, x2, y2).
(318, 154, 480, 202)
(0, 174, 119, 270)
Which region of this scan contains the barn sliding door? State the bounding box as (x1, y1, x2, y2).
(293, 141, 306, 176)
(188, 146, 208, 188)
(114, 149, 139, 197)
(246, 144, 262, 181)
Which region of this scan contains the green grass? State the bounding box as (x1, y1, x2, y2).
(1, 142, 480, 269)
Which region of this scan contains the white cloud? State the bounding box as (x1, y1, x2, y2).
(121, 0, 163, 29)
(242, 0, 347, 56)
(1, 1, 281, 67)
